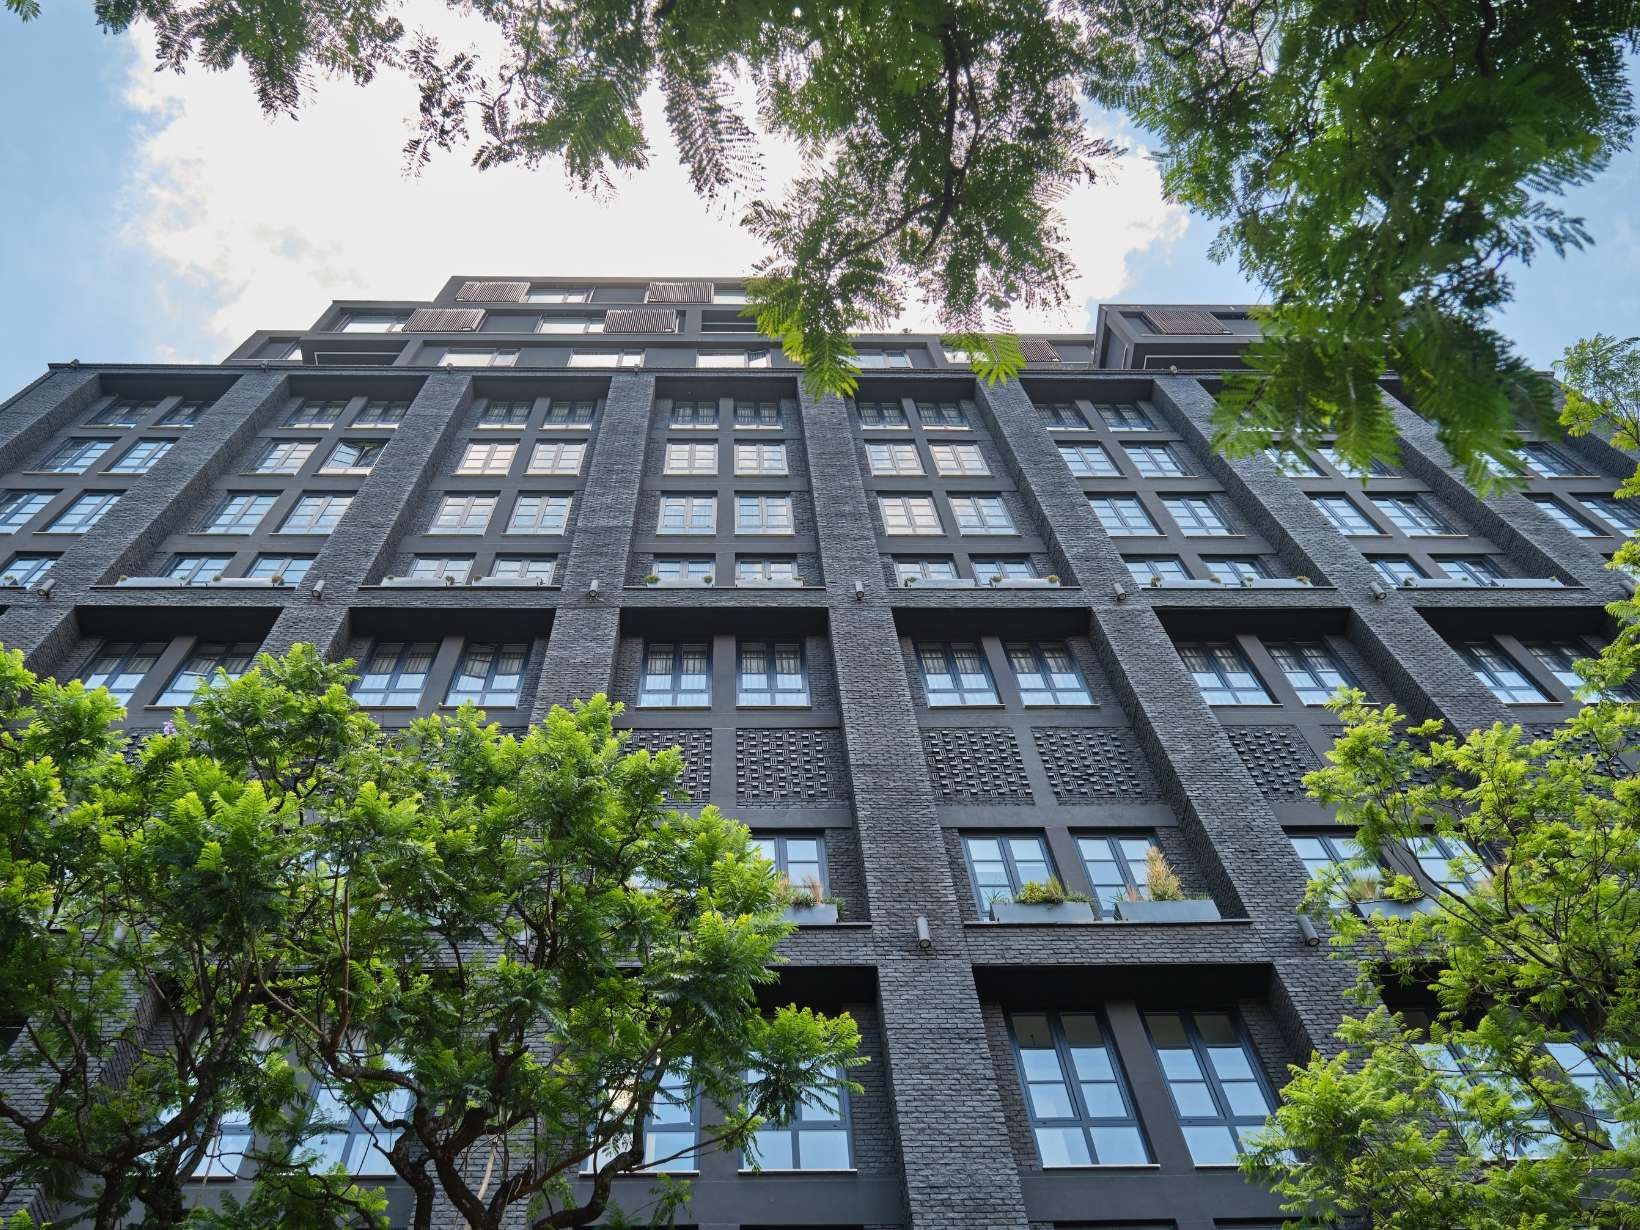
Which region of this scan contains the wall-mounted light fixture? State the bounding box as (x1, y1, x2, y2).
(915, 915, 932, 952)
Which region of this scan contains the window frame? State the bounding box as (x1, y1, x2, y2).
(637, 641, 712, 708)
(917, 641, 1000, 707)
(1007, 1010, 1151, 1168)
(735, 640, 810, 707)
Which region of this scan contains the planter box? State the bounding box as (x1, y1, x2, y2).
(115, 576, 188, 588)
(645, 579, 713, 589)
(992, 577, 1061, 589)
(1493, 578, 1564, 589)
(474, 576, 553, 588)
(1240, 577, 1314, 589)
(902, 577, 976, 589)
(210, 577, 283, 588)
(380, 576, 451, 588)
(990, 900, 1095, 924)
(1355, 897, 1434, 920)
(782, 902, 838, 926)
(738, 578, 804, 588)
(1149, 578, 1224, 590)
(1113, 897, 1221, 923)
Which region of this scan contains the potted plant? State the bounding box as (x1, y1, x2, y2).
(990, 877, 1095, 924)
(779, 875, 840, 925)
(1349, 872, 1433, 920)
(643, 572, 660, 585)
(1044, 573, 1060, 585)
(701, 574, 714, 586)
(1113, 849, 1222, 922)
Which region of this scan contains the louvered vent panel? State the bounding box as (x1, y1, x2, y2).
(646, 280, 712, 303)
(604, 307, 679, 334)
(1142, 310, 1228, 335)
(1020, 337, 1061, 363)
(404, 308, 485, 333)
(455, 281, 528, 302)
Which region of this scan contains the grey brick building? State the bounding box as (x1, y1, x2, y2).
(1, 278, 1632, 1230)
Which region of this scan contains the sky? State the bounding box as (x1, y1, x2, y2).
(1, 6, 1635, 397)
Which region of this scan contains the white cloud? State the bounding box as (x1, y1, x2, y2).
(118, 11, 1185, 356)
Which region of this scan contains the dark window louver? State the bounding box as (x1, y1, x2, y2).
(405, 308, 486, 333)
(455, 281, 528, 303)
(1142, 310, 1229, 335)
(1020, 338, 1061, 363)
(603, 308, 679, 334)
(646, 280, 712, 303)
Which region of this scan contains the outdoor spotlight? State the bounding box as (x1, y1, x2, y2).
(1113, 582, 1128, 602)
(1297, 914, 1322, 947)
(854, 579, 865, 601)
(588, 578, 600, 599)
(915, 915, 932, 952)
(311, 579, 325, 601)
(1369, 581, 1388, 601)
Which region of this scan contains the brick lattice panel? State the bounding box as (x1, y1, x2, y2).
(620, 728, 712, 802)
(735, 728, 850, 804)
(1032, 726, 1153, 800)
(923, 728, 1033, 802)
(1226, 725, 1322, 797)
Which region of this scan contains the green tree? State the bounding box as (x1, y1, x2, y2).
(0, 645, 858, 1229)
(12, 2, 1635, 441)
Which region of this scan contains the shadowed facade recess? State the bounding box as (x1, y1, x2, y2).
(1, 276, 1634, 1230)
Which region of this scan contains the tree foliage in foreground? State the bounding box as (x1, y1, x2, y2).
(15, 1, 1637, 461)
(0, 645, 857, 1230)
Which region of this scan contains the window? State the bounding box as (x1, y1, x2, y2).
(1409, 834, 1481, 896)
(201, 493, 275, 534)
(168, 554, 233, 584)
(585, 1068, 698, 1174)
(751, 834, 825, 893)
(249, 555, 313, 583)
(157, 400, 209, 427)
(353, 642, 437, 706)
(535, 314, 604, 333)
(475, 399, 531, 429)
(1060, 443, 1118, 477)
(734, 442, 788, 476)
(1203, 556, 1269, 584)
(1090, 496, 1159, 536)
(1145, 1011, 1275, 1165)
(1126, 444, 1190, 477)
(734, 401, 782, 429)
(1291, 832, 1367, 903)
(962, 834, 1052, 912)
(527, 441, 585, 475)
(1266, 641, 1358, 704)
(446, 348, 519, 368)
(339, 312, 406, 333)
(918, 642, 998, 706)
(46, 492, 120, 533)
(444, 642, 528, 707)
(1179, 643, 1274, 705)
(352, 399, 408, 428)
(1010, 1012, 1149, 1166)
(104, 438, 172, 474)
(1006, 642, 1092, 705)
(695, 350, 769, 368)
(1583, 496, 1640, 534)
(1125, 556, 1190, 584)
(1096, 403, 1154, 431)
(81, 641, 165, 702)
(430, 494, 496, 534)
(457, 442, 518, 475)
(950, 495, 1015, 535)
(1524, 640, 1636, 700)
(1456, 641, 1550, 703)
(1163, 496, 1232, 536)
(736, 557, 798, 584)
(253, 440, 316, 475)
(658, 495, 717, 534)
(865, 440, 923, 476)
(1077, 834, 1158, 914)
(88, 399, 155, 427)
(37, 439, 112, 473)
(851, 349, 912, 368)
(322, 440, 383, 473)
(285, 399, 346, 428)
(1035, 403, 1088, 430)
(1370, 556, 1426, 585)
(0, 554, 55, 587)
(1439, 555, 1505, 586)
(298, 1057, 413, 1177)
(737, 641, 809, 706)
(916, 401, 968, 429)
(278, 494, 352, 535)
(1318, 446, 1396, 478)
(507, 494, 572, 534)
(894, 557, 958, 584)
(736, 494, 794, 534)
(1264, 446, 1321, 476)
(1372, 495, 1453, 536)
(664, 443, 718, 475)
(526, 286, 589, 302)
(1527, 495, 1602, 536)
(490, 556, 557, 583)
(408, 556, 473, 582)
(654, 557, 714, 584)
(638, 642, 710, 707)
(856, 400, 907, 428)
(669, 400, 718, 429)
(0, 491, 52, 534)
(746, 1067, 850, 1170)
(1517, 443, 1587, 477)
(543, 399, 597, 427)
(156, 642, 258, 705)
(972, 557, 1037, 583)
(926, 443, 988, 477)
(1311, 495, 1380, 535)
(879, 495, 942, 535)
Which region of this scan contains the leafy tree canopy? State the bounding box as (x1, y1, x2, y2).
(0, 645, 857, 1230)
(15, 1, 1637, 467)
